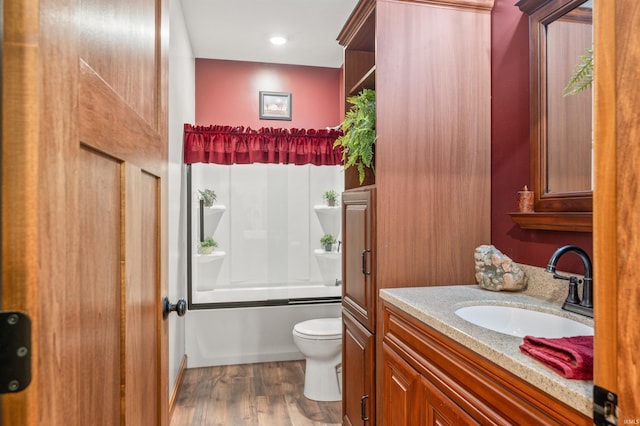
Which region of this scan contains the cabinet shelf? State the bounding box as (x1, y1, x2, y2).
(339, 0, 375, 124)
(348, 65, 375, 96)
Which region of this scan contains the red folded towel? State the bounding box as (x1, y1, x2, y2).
(519, 335, 593, 380)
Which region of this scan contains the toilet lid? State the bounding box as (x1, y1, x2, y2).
(294, 318, 341, 339)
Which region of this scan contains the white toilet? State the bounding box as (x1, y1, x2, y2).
(292, 317, 342, 401)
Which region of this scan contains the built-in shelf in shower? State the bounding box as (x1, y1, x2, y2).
(193, 203, 226, 292)
(201, 205, 226, 236)
(313, 205, 341, 238)
(197, 250, 226, 262)
(314, 249, 341, 285)
(196, 251, 226, 291)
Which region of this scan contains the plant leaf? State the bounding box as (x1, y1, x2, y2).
(333, 89, 376, 184)
(564, 48, 593, 96)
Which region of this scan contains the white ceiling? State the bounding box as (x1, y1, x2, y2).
(180, 0, 359, 68)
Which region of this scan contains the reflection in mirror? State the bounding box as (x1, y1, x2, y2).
(546, 1, 593, 194)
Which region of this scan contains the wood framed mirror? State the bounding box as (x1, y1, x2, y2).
(512, 0, 593, 232)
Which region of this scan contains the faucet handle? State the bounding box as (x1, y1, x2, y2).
(553, 271, 580, 305)
(553, 273, 582, 305)
(551, 272, 572, 282)
(566, 276, 581, 304)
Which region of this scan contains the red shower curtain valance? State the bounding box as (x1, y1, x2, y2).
(183, 124, 344, 166)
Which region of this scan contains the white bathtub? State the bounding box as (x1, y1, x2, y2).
(185, 301, 342, 367)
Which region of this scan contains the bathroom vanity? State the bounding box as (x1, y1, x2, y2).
(380, 286, 593, 425)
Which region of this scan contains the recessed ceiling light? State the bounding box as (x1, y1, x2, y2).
(270, 36, 287, 46)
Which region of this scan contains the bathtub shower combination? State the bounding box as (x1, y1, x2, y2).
(187, 162, 344, 308)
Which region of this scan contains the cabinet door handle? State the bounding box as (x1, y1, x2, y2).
(361, 394, 369, 421)
(361, 249, 371, 276)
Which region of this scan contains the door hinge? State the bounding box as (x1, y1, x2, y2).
(0, 311, 32, 393)
(594, 385, 618, 426)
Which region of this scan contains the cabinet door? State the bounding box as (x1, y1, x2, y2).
(342, 188, 376, 332)
(343, 310, 375, 426)
(381, 343, 421, 426)
(420, 376, 481, 426)
(381, 342, 480, 426)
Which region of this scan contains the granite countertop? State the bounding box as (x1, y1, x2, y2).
(379, 284, 594, 418)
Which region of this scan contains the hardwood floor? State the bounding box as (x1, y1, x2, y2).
(171, 360, 342, 426)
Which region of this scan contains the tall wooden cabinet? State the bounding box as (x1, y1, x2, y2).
(342, 188, 376, 332)
(338, 0, 494, 424)
(341, 186, 376, 425)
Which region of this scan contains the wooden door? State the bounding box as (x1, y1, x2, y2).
(594, 0, 640, 420)
(2, 0, 169, 424)
(342, 187, 376, 332)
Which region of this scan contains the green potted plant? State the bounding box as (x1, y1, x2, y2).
(333, 88, 376, 185)
(198, 237, 218, 255)
(198, 189, 217, 207)
(320, 234, 337, 252)
(323, 190, 339, 207)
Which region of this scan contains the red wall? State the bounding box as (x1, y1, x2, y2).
(490, 0, 592, 273)
(195, 59, 342, 130)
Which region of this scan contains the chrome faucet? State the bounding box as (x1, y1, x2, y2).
(545, 245, 593, 318)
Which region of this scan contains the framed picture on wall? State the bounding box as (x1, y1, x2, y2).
(259, 91, 292, 121)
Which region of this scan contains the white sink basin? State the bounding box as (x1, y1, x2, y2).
(454, 305, 594, 338)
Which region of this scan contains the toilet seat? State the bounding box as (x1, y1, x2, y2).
(293, 318, 341, 340)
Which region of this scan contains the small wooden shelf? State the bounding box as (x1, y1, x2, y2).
(348, 65, 376, 96)
(509, 211, 592, 232)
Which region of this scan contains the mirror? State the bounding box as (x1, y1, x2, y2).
(515, 0, 593, 231)
(546, 2, 593, 194)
